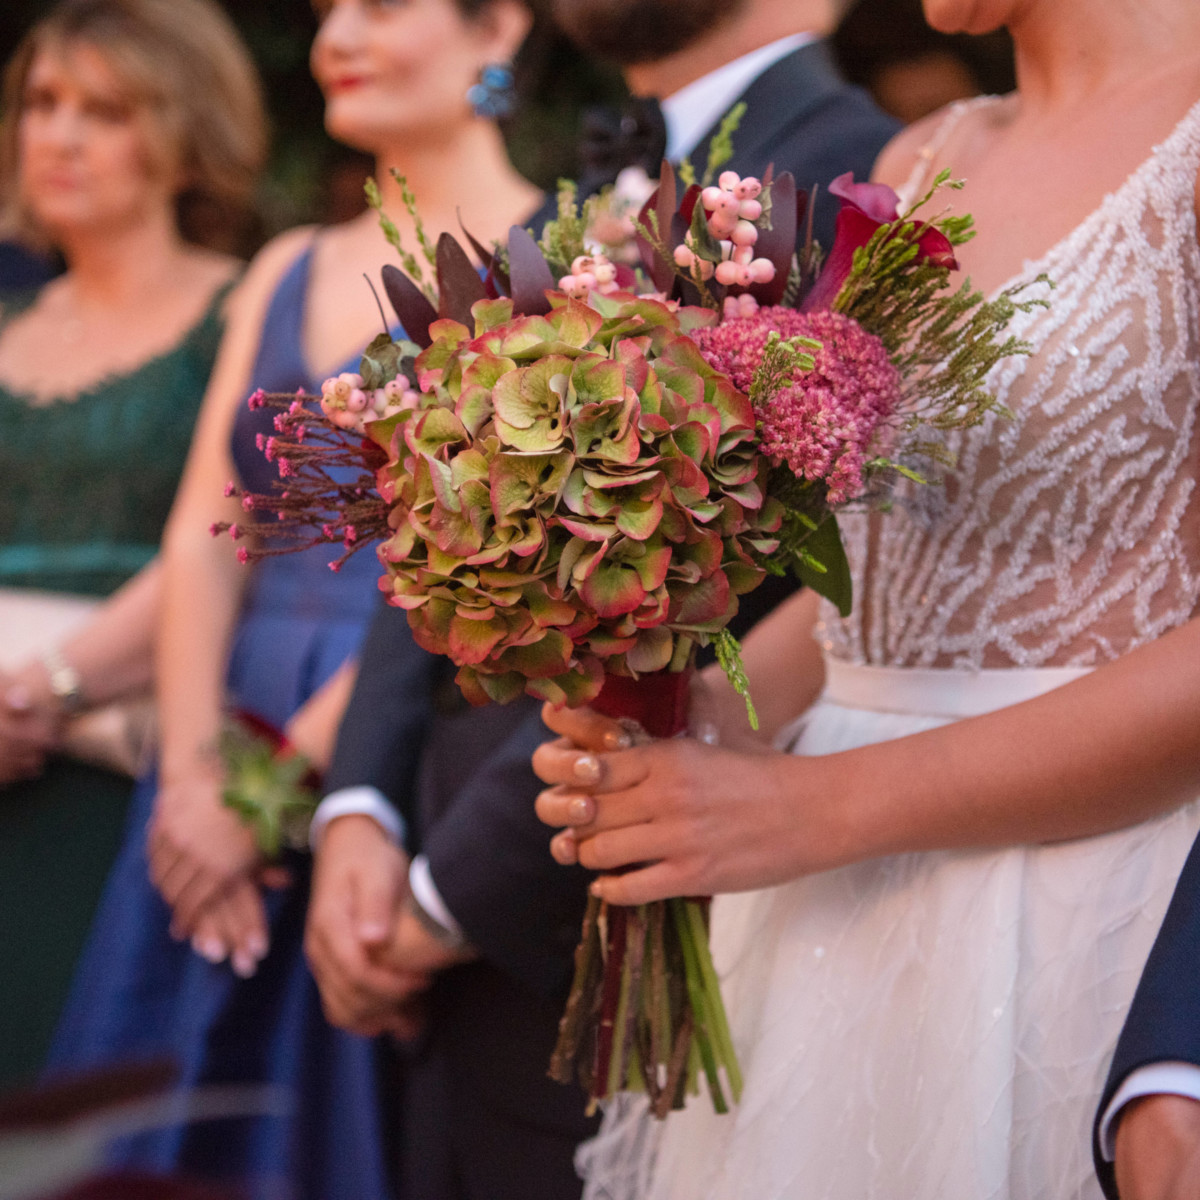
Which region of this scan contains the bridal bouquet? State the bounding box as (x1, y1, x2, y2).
(217, 161, 1040, 1116)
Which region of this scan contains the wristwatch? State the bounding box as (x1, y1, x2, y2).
(41, 646, 86, 715)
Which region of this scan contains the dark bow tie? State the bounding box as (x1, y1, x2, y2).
(577, 97, 668, 193)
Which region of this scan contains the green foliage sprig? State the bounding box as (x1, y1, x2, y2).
(747, 331, 820, 412)
(538, 179, 601, 276)
(713, 628, 758, 730)
(701, 102, 747, 187)
(834, 170, 1051, 442)
(365, 174, 439, 304)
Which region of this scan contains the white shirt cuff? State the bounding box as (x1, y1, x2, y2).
(408, 854, 464, 940)
(1098, 1061, 1200, 1159)
(309, 786, 406, 851)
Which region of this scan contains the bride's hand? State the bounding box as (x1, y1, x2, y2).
(147, 769, 262, 941)
(533, 703, 847, 904)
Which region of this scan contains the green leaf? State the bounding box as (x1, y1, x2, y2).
(359, 332, 410, 390)
(793, 515, 852, 617)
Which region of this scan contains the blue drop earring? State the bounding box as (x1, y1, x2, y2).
(467, 62, 515, 121)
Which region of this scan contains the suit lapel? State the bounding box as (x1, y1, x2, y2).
(686, 40, 847, 177)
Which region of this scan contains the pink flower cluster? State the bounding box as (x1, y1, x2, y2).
(694, 307, 902, 505)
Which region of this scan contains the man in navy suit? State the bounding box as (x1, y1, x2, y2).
(1094, 830, 1200, 1199)
(304, 2, 900, 1196)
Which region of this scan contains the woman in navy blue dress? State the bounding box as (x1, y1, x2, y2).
(47, 1, 543, 1197)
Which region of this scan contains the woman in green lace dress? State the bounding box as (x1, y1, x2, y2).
(0, 0, 266, 1087)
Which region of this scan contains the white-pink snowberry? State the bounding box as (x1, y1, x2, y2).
(730, 219, 758, 247)
(738, 198, 763, 221)
(748, 258, 776, 283)
(718, 171, 740, 191)
(346, 388, 369, 413)
(723, 293, 760, 319)
(714, 260, 741, 286)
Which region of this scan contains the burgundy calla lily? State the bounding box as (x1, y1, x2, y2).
(802, 172, 958, 312)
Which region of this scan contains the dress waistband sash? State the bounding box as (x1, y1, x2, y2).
(821, 658, 1093, 719)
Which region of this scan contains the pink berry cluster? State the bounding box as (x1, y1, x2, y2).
(672, 172, 776, 299)
(694, 307, 902, 505)
(558, 253, 620, 300)
(320, 371, 418, 432)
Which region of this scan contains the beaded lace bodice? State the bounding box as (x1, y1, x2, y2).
(820, 97, 1200, 669)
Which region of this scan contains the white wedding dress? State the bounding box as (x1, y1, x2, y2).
(580, 95, 1200, 1200)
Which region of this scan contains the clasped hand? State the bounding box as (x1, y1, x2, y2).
(305, 815, 473, 1040)
(0, 665, 64, 787)
(147, 770, 285, 977)
(532, 703, 843, 904)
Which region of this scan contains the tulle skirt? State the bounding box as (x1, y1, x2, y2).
(581, 661, 1200, 1200)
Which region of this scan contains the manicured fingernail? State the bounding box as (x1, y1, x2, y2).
(589, 879, 604, 898)
(573, 754, 603, 785)
(245, 934, 267, 960)
(193, 936, 225, 963)
(232, 950, 258, 978)
(551, 833, 578, 865)
(567, 795, 594, 824)
(603, 728, 633, 751)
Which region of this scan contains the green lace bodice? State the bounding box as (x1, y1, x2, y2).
(0, 282, 231, 596)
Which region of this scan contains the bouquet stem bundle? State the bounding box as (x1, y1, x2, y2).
(548, 667, 743, 1115)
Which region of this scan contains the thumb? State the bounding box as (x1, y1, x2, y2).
(353, 854, 404, 948)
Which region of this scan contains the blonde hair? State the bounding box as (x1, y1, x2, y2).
(0, 0, 268, 252)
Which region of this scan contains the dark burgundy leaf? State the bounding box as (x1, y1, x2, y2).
(436, 232, 488, 325)
(677, 183, 702, 229)
(507, 225, 555, 316)
(459, 214, 510, 292)
(380, 265, 436, 348)
(747, 171, 796, 307)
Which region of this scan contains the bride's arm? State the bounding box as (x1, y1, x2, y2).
(694, 589, 826, 751)
(535, 615, 1200, 904)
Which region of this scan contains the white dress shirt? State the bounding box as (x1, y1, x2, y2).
(312, 29, 824, 941)
(661, 32, 818, 162)
(1098, 1061, 1200, 1160)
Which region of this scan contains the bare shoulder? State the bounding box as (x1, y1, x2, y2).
(871, 110, 952, 188)
(222, 225, 318, 326)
